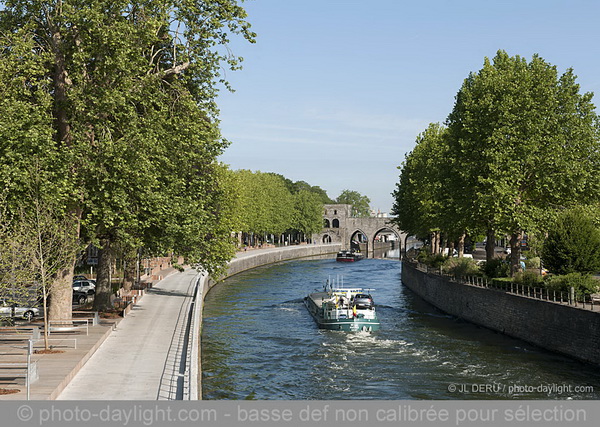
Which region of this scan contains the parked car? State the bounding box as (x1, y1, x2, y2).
(73, 275, 88, 281)
(352, 294, 374, 309)
(73, 280, 96, 294)
(0, 298, 40, 322)
(72, 291, 88, 305)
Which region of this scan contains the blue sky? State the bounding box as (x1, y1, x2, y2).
(217, 0, 600, 212)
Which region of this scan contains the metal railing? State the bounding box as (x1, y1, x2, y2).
(412, 261, 599, 312)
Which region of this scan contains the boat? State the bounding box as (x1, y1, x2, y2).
(336, 249, 364, 262)
(304, 282, 380, 332)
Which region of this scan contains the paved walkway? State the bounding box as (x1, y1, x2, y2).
(56, 268, 200, 400)
(0, 320, 117, 400)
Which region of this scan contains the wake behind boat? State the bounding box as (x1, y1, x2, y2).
(304, 281, 380, 332)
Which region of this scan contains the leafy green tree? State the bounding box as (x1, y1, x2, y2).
(292, 181, 333, 204)
(0, 0, 255, 313)
(542, 208, 600, 275)
(0, 190, 79, 347)
(234, 170, 294, 245)
(392, 123, 448, 253)
(336, 190, 371, 217)
(267, 174, 333, 204)
(446, 50, 600, 272)
(292, 190, 323, 241)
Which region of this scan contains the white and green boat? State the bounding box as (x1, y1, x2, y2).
(304, 283, 380, 332)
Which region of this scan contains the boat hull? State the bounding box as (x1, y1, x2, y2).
(335, 257, 360, 262)
(335, 250, 364, 262)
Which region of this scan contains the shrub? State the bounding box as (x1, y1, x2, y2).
(415, 249, 447, 268)
(416, 248, 429, 264)
(443, 257, 480, 278)
(172, 263, 185, 273)
(524, 256, 541, 270)
(481, 258, 510, 278)
(427, 254, 447, 268)
(513, 270, 543, 287)
(541, 207, 600, 275)
(543, 273, 600, 299)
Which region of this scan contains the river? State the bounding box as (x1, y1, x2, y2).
(201, 252, 600, 400)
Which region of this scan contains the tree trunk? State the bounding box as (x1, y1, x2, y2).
(93, 238, 114, 311)
(485, 229, 495, 262)
(509, 231, 523, 276)
(51, 28, 72, 147)
(48, 265, 74, 322)
(123, 250, 137, 292)
(430, 231, 441, 254)
(457, 233, 465, 258)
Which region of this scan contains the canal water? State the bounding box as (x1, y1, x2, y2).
(201, 253, 600, 400)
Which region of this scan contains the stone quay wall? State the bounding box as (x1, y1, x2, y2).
(401, 261, 600, 366)
(201, 243, 341, 299)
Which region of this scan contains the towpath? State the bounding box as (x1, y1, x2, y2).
(56, 268, 200, 400)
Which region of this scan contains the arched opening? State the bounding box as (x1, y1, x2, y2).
(332, 218, 340, 228)
(324, 219, 330, 228)
(322, 234, 332, 243)
(373, 228, 401, 258)
(350, 230, 368, 254)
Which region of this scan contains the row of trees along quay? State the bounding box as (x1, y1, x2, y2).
(229, 171, 373, 247)
(392, 50, 600, 301)
(0, 0, 260, 338)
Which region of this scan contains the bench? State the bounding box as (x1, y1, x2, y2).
(48, 319, 90, 335)
(0, 361, 39, 384)
(0, 326, 40, 340)
(72, 311, 100, 326)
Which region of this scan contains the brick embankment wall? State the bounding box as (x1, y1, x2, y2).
(401, 262, 600, 366)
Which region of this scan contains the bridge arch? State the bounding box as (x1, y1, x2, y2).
(350, 229, 368, 252)
(372, 227, 402, 257)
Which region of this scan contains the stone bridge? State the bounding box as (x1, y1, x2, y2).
(314, 204, 407, 258)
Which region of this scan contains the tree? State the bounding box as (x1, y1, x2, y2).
(292, 190, 323, 242)
(0, 0, 255, 313)
(233, 170, 295, 245)
(392, 123, 450, 254)
(336, 190, 371, 217)
(446, 50, 600, 272)
(0, 190, 79, 349)
(542, 208, 600, 275)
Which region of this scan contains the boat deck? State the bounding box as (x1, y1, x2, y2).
(307, 292, 330, 306)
